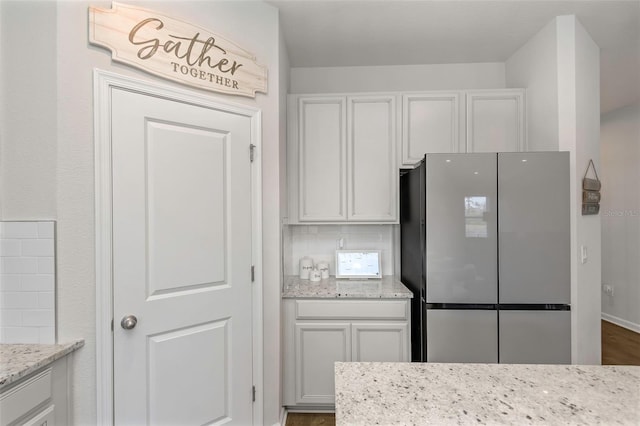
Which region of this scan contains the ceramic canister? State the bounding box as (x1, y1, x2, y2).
(316, 261, 330, 279)
(299, 256, 314, 279)
(309, 268, 322, 282)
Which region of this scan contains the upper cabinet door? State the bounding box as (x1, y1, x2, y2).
(347, 95, 398, 222)
(298, 96, 348, 222)
(466, 90, 526, 153)
(402, 93, 462, 166)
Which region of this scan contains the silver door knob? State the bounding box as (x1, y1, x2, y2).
(120, 315, 138, 330)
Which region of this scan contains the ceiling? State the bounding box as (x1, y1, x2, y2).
(268, 0, 640, 114)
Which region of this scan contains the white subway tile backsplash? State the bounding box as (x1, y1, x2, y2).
(0, 222, 39, 239)
(1, 310, 22, 327)
(1, 292, 39, 309)
(22, 310, 54, 327)
(1, 257, 39, 274)
(0, 239, 22, 257)
(38, 257, 55, 274)
(38, 292, 55, 309)
(285, 224, 395, 276)
(21, 275, 55, 292)
(0, 275, 22, 292)
(37, 222, 55, 238)
(0, 221, 56, 344)
(38, 327, 55, 344)
(1, 327, 39, 344)
(21, 239, 55, 257)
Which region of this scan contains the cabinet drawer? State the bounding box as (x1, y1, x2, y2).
(296, 300, 408, 320)
(23, 404, 55, 426)
(0, 369, 52, 425)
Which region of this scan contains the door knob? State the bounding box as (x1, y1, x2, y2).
(120, 315, 138, 330)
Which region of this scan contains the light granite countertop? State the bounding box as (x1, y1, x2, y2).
(0, 340, 84, 389)
(335, 362, 640, 425)
(283, 275, 413, 299)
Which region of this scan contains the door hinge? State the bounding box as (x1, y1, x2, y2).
(252, 385, 256, 402)
(250, 144, 256, 162)
(111, 319, 114, 331)
(251, 265, 255, 282)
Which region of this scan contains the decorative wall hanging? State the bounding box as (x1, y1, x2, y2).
(89, 2, 268, 98)
(582, 159, 601, 215)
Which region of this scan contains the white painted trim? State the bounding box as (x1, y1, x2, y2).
(93, 69, 263, 425)
(279, 407, 288, 426)
(602, 313, 640, 334)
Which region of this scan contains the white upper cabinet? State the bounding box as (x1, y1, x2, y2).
(466, 90, 526, 153)
(401, 89, 525, 166)
(401, 93, 462, 167)
(347, 95, 398, 222)
(288, 94, 398, 224)
(287, 89, 526, 224)
(293, 96, 348, 222)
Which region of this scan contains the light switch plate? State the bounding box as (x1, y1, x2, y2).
(580, 245, 588, 264)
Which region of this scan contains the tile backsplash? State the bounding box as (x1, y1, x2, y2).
(283, 224, 396, 277)
(0, 221, 56, 344)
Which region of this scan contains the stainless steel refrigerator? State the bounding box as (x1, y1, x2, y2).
(400, 152, 571, 364)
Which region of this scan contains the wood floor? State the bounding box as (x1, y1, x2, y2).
(285, 413, 335, 426)
(285, 320, 639, 426)
(601, 319, 640, 365)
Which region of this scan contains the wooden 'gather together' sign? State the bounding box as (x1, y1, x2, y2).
(89, 2, 268, 97)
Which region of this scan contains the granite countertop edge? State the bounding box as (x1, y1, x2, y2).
(282, 275, 413, 299)
(334, 362, 640, 426)
(0, 339, 85, 389)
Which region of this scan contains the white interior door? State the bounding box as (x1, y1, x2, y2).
(111, 88, 253, 425)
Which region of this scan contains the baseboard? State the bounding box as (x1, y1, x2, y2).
(277, 407, 287, 426)
(602, 312, 640, 334)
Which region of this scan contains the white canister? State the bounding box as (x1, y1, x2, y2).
(309, 268, 322, 282)
(316, 261, 330, 279)
(299, 257, 314, 279)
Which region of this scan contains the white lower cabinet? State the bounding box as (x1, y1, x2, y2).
(283, 299, 410, 408)
(352, 322, 409, 362)
(295, 323, 351, 405)
(0, 357, 69, 426)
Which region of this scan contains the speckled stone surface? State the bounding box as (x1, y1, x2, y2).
(0, 340, 84, 389)
(335, 362, 640, 425)
(283, 276, 413, 299)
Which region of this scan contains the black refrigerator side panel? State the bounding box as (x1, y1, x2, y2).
(400, 164, 425, 362)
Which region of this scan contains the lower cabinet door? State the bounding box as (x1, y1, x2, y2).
(351, 323, 409, 362)
(23, 405, 55, 426)
(295, 322, 351, 405)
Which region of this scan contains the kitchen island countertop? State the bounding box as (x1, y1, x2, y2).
(335, 361, 640, 425)
(0, 340, 84, 389)
(282, 275, 413, 299)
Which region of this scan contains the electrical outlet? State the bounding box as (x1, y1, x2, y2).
(603, 285, 614, 296)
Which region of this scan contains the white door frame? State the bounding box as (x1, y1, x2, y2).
(93, 69, 263, 425)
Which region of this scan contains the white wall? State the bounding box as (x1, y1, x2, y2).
(1, 1, 284, 425)
(504, 15, 602, 364)
(0, 1, 57, 220)
(506, 19, 559, 151)
(556, 15, 602, 365)
(601, 102, 640, 332)
(290, 62, 506, 93)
